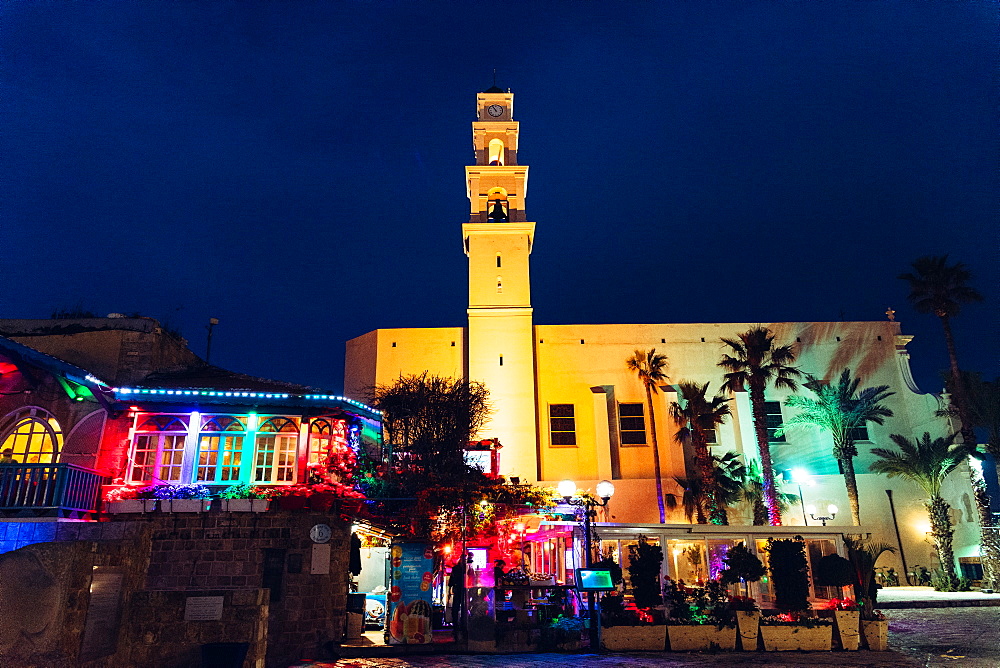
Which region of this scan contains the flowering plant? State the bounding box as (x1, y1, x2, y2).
(104, 486, 141, 502)
(824, 597, 859, 611)
(760, 613, 832, 627)
(265, 484, 311, 498)
(219, 482, 267, 499)
(152, 483, 212, 500)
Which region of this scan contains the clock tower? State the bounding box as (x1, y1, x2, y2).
(463, 87, 538, 481)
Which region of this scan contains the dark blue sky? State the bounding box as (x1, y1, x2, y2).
(3, 1, 995, 394)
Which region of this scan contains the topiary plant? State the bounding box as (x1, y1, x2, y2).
(719, 542, 766, 598)
(627, 535, 664, 612)
(765, 537, 811, 614)
(815, 553, 855, 588)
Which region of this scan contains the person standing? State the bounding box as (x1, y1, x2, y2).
(448, 553, 470, 640)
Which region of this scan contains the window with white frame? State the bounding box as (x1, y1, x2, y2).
(254, 417, 299, 483)
(129, 415, 188, 483)
(307, 418, 347, 467)
(197, 416, 245, 483)
(549, 404, 577, 446)
(618, 402, 647, 445)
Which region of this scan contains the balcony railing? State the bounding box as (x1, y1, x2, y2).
(0, 464, 108, 517)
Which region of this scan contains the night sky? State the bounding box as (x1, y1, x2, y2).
(4, 1, 995, 395)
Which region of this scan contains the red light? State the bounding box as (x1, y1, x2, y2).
(129, 406, 140, 412)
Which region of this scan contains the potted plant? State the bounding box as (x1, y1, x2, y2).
(269, 484, 310, 511)
(548, 615, 584, 650)
(844, 537, 894, 650)
(759, 538, 832, 651)
(664, 578, 737, 651)
(219, 482, 269, 512)
(719, 542, 766, 650)
(157, 483, 212, 512)
(601, 536, 667, 651)
(104, 485, 149, 513)
(815, 553, 860, 650)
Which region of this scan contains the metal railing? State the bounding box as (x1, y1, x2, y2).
(0, 464, 107, 515)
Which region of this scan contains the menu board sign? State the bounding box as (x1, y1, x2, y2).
(387, 542, 434, 644)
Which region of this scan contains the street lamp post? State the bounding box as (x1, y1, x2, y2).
(806, 503, 838, 526)
(558, 479, 614, 651)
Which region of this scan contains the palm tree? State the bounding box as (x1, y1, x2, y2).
(670, 381, 733, 525)
(900, 256, 997, 589)
(668, 453, 748, 525)
(719, 326, 801, 525)
(740, 459, 800, 526)
(899, 255, 982, 448)
(939, 373, 1000, 489)
(870, 432, 976, 588)
(779, 368, 894, 526)
(626, 349, 669, 523)
(667, 476, 707, 524)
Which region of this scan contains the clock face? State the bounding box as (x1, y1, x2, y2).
(487, 104, 504, 117)
(309, 523, 332, 544)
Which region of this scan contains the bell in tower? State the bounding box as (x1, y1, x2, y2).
(487, 199, 509, 223)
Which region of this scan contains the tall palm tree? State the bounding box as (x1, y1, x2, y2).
(900, 256, 997, 588)
(870, 432, 976, 588)
(667, 476, 707, 524)
(719, 326, 801, 525)
(939, 373, 1000, 489)
(899, 255, 982, 448)
(741, 459, 800, 526)
(670, 381, 733, 525)
(626, 349, 669, 523)
(668, 453, 748, 525)
(779, 368, 894, 526)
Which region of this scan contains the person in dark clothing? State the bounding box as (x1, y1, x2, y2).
(449, 553, 470, 640)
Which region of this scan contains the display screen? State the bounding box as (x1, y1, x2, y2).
(575, 569, 615, 591)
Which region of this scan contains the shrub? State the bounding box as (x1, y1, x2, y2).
(815, 553, 855, 588)
(219, 482, 267, 499)
(764, 537, 811, 613)
(152, 484, 211, 500)
(627, 535, 663, 610)
(104, 486, 140, 502)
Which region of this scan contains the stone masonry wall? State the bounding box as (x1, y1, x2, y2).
(140, 510, 351, 666)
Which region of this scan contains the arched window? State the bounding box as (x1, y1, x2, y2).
(198, 416, 245, 483)
(254, 417, 299, 483)
(0, 408, 63, 464)
(488, 138, 505, 166)
(130, 415, 188, 483)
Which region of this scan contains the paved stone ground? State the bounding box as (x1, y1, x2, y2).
(293, 607, 1000, 668)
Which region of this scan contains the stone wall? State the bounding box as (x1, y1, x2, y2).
(140, 509, 351, 666)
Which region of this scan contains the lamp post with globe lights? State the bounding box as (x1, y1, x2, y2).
(806, 503, 838, 526)
(558, 479, 615, 649)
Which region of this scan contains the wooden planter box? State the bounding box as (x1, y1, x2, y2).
(221, 499, 270, 512)
(601, 625, 667, 651)
(735, 610, 760, 650)
(107, 499, 155, 513)
(161, 499, 209, 512)
(862, 619, 889, 651)
(667, 624, 737, 651)
(834, 610, 860, 650)
(759, 624, 832, 651)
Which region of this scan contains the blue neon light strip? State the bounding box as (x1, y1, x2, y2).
(113, 387, 381, 414)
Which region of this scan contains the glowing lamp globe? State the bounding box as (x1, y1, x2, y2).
(557, 480, 577, 499)
(827, 504, 838, 516)
(596, 480, 615, 500)
(806, 504, 816, 516)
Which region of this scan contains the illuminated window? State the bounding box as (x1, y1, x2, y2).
(549, 404, 576, 446)
(129, 415, 188, 483)
(198, 416, 245, 483)
(254, 417, 299, 483)
(307, 418, 348, 468)
(0, 408, 63, 464)
(618, 403, 647, 445)
(764, 401, 785, 442)
(488, 138, 505, 166)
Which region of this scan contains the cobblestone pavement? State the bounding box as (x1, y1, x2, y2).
(294, 608, 1000, 668)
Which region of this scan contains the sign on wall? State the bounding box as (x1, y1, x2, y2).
(387, 542, 434, 644)
(184, 596, 224, 621)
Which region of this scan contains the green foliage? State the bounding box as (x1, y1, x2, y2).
(764, 538, 811, 612)
(843, 536, 895, 620)
(719, 542, 766, 586)
(627, 535, 664, 609)
(870, 432, 976, 499)
(219, 482, 266, 499)
(591, 555, 624, 586)
(814, 553, 855, 587)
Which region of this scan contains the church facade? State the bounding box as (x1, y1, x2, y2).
(345, 89, 983, 576)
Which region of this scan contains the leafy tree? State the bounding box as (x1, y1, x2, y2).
(779, 368, 894, 526)
(373, 372, 491, 479)
(719, 542, 766, 598)
(869, 432, 976, 589)
(627, 535, 664, 610)
(670, 381, 732, 524)
(764, 537, 811, 613)
(626, 349, 669, 523)
(719, 327, 801, 525)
